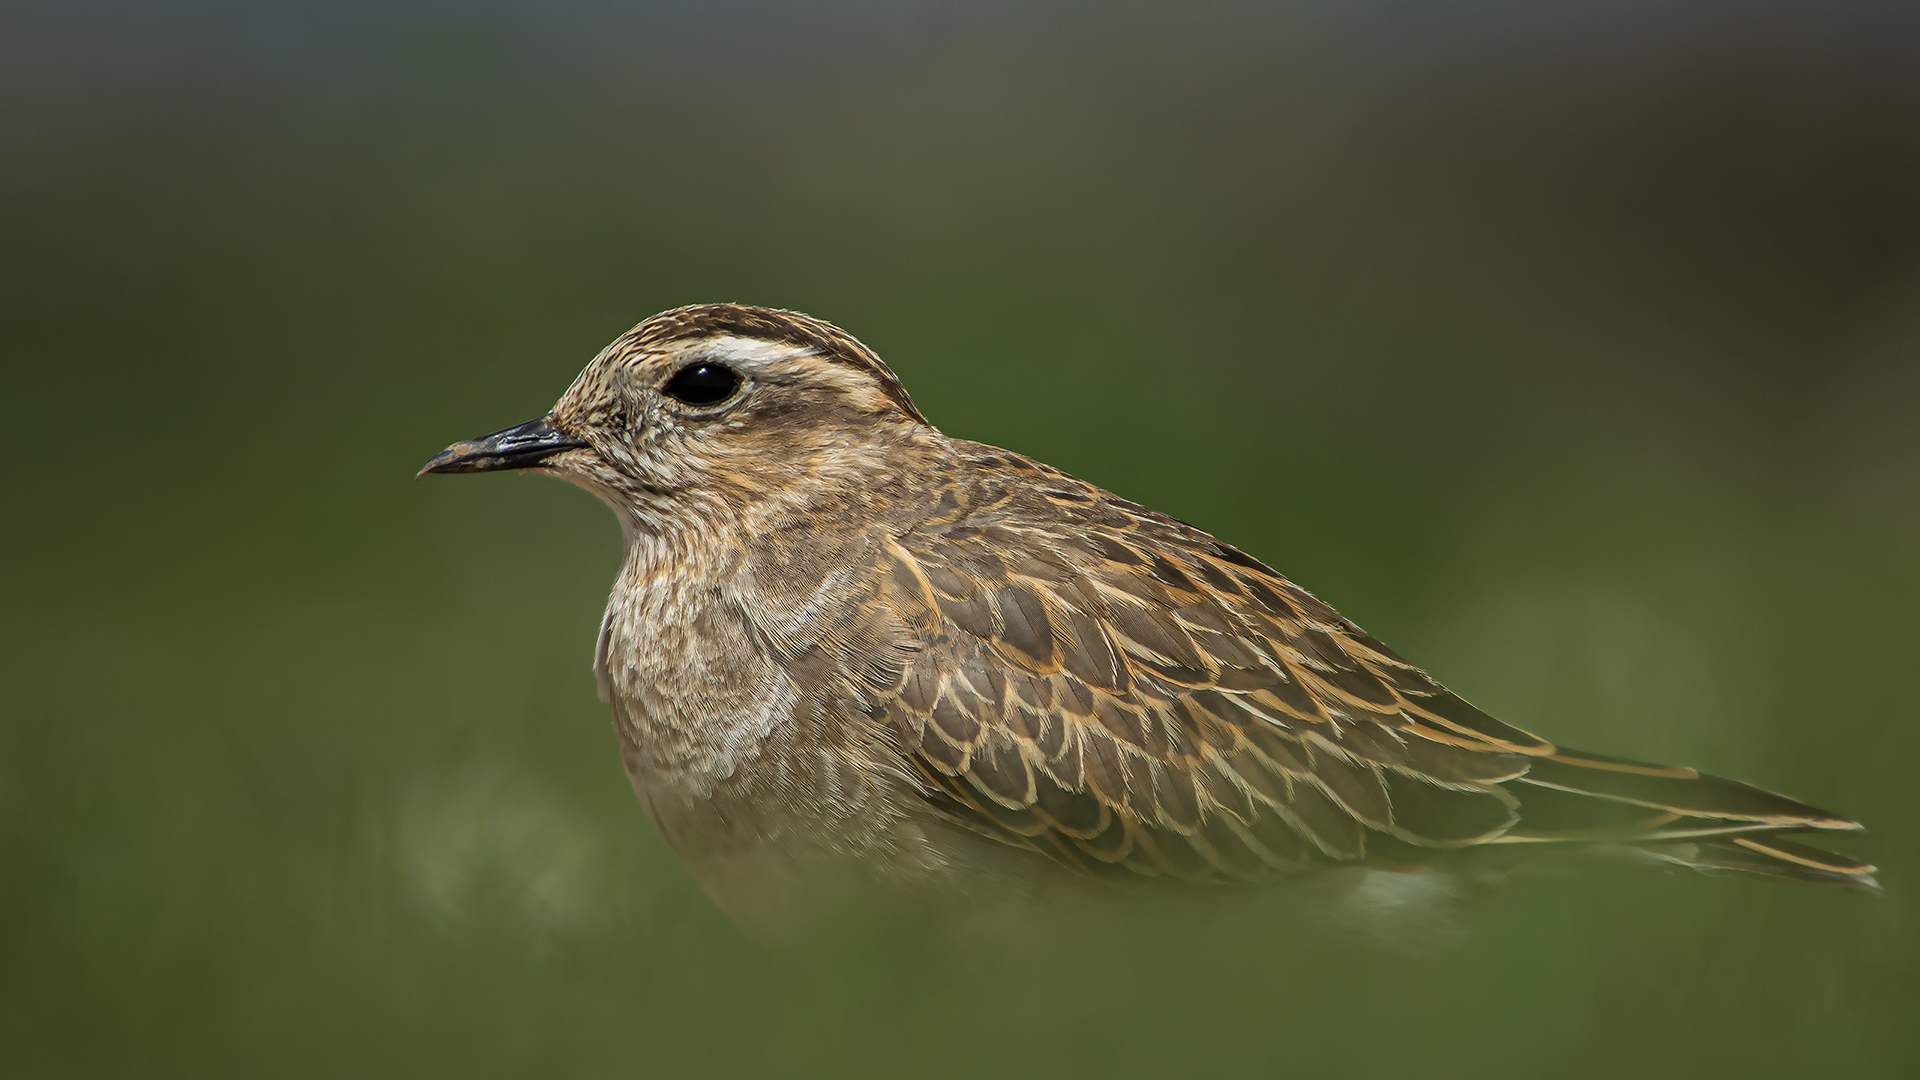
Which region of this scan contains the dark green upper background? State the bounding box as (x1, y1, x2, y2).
(3, 2, 1916, 1077)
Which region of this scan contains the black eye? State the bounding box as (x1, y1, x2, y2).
(661, 362, 741, 407)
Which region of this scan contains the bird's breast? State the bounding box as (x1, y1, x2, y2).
(600, 565, 792, 792)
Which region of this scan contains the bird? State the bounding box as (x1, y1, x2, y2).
(419, 303, 1876, 928)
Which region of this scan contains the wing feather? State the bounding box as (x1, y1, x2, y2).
(866, 450, 1874, 888)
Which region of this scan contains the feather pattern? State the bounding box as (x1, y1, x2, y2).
(869, 442, 1875, 889)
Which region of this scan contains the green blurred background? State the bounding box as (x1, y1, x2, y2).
(4, 1, 1917, 1076)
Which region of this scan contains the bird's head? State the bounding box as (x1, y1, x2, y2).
(418, 304, 934, 528)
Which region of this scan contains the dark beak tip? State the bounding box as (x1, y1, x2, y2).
(412, 445, 468, 478)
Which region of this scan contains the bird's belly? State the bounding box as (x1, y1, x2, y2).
(630, 772, 1097, 940)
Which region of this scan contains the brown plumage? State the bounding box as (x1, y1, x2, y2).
(420, 303, 1876, 925)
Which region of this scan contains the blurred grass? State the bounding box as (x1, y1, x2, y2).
(2, 1, 1918, 1077)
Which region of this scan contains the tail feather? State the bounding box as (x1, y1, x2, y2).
(1521, 749, 1859, 827)
(1631, 837, 1878, 891)
(1497, 746, 1877, 891)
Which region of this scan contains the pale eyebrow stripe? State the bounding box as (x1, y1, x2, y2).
(618, 304, 929, 423)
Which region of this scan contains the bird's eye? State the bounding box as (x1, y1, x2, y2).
(661, 362, 741, 407)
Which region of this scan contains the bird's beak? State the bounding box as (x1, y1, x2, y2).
(416, 415, 589, 478)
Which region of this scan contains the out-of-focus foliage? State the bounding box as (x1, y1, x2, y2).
(2, 2, 1916, 1077)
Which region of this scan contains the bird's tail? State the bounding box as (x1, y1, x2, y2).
(1497, 747, 1877, 891)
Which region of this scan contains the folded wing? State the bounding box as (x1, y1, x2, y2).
(868, 451, 1873, 890)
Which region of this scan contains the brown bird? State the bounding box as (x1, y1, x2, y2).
(420, 303, 1875, 928)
